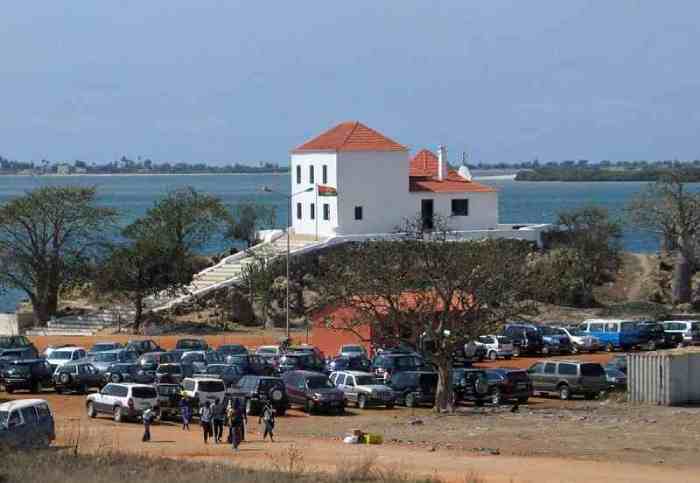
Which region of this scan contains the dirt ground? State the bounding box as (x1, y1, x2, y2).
(5, 347, 700, 483)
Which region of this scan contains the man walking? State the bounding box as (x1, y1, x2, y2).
(200, 401, 213, 444)
(212, 398, 225, 443)
(142, 407, 154, 442)
(259, 401, 275, 442)
(231, 399, 246, 451)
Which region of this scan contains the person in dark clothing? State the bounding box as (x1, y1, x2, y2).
(259, 401, 275, 442)
(200, 401, 212, 444)
(231, 399, 246, 451)
(142, 408, 154, 442)
(180, 398, 191, 431)
(212, 399, 225, 443)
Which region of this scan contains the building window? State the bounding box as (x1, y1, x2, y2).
(354, 206, 363, 220)
(323, 203, 330, 221)
(296, 165, 301, 184)
(296, 202, 302, 220)
(451, 199, 469, 216)
(322, 165, 328, 184)
(309, 165, 315, 184)
(310, 203, 315, 220)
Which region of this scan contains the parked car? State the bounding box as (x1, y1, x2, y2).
(216, 344, 248, 357)
(41, 344, 73, 359)
(0, 347, 40, 364)
(484, 368, 532, 404)
(155, 383, 183, 420)
(138, 351, 178, 377)
(88, 342, 123, 354)
(277, 351, 325, 374)
(175, 338, 209, 351)
(103, 363, 154, 385)
(88, 349, 138, 374)
(555, 326, 601, 353)
(387, 371, 438, 408)
(193, 364, 243, 387)
(451, 368, 491, 406)
(0, 399, 55, 447)
(325, 356, 372, 374)
(0, 359, 53, 394)
(579, 319, 644, 352)
(226, 354, 274, 376)
(287, 344, 325, 360)
(527, 360, 607, 400)
(606, 354, 627, 374)
(338, 344, 368, 358)
(281, 370, 345, 414)
(180, 377, 226, 408)
(227, 375, 288, 416)
(662, 320, 700, 346)
(638, 321, 683, 350)
(605, 366, 627, 391)
(124, 339, 163, 356)
(472, 335, 514, 361)
(502, 324, 544, 356)
(255, 345, 280, 360)
(330, 370, 395, 408)
(46, 346, 87, 373)
(53, 362, 103, 394)
(86, 383, 160, 422)
(371, 353, 424, 383)
(463, 341, 487, 362)
(538, 326, 573, 355)
(155, 363, 185, 384)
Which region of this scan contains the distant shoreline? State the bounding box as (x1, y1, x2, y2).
(0, 172, 289, 177)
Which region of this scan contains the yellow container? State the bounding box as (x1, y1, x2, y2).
(362, 433, 383, 445)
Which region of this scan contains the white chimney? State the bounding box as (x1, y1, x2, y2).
(437, 145, 448, 181)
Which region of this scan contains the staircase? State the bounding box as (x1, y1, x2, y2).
(147, 232, 330, 312)
(25, 309, 131, 336)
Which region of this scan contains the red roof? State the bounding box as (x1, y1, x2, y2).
(409, 149, 496, 193)
(294, 121, 407, 153)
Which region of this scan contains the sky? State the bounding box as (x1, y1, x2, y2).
(1, 1, 699, 165)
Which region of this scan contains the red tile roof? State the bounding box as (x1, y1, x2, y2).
(409, 149, 497, 193)
(293, 121, 407, 153)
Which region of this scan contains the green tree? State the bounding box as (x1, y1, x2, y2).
(226, 202, 277, 248)
(0, 186, 117, 322)
(239, 252, 280, 328)
(628, 174, 700, 304)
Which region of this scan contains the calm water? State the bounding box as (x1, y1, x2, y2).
(0, 174, 680, 311)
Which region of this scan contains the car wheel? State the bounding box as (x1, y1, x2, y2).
(358, 395, 367, 409)
(113, 406, 123, 423)
(558, 385, 570, 401)
(488, 351, 497, 361)
(491, 388, 501, 405)
(513, 346, 520, 358)
(606, 343, 614, 353)
(269, 389, 284, 403)
(542, 346, 549, 355)
(647, 341, 656, 351)
(59, 372, 71, 385)
(405, 393, 416, 408)
(87, 402, 96, 418)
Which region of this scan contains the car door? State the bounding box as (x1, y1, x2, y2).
(542, 362, 557, 393)
(5, 410, 26, 446)
(95, 384, 112, 413)
(345, 375, 360, 402)
(527, 363, 545, 392)
(336, 374, 351, 401)
(20, 407, 40, 445)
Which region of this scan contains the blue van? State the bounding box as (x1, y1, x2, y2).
(579, 320, 644, 352)
(0, 399, 55, 447)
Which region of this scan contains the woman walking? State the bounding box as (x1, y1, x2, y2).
(180, 398, 191, 431)
(231, 399, 246, 451)
(259, 401, 275, 442)
(200, 401, 213, 444)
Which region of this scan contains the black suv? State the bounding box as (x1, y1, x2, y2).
(502, 324, 544, 356)
(175, 338, 209, 351)
(281, 370, 345, 414)
(0, 359, 53, 393)
(325, 356, 371, 374)
(387, 371, 438, 407)
(228, 375, 289, 416)
(277, 351, 325, 374)
(226, 354, 274, 376)
(54, 362, 103, 394)
(451, 368, 491, 406)
(103, 363, 154, 384)
(193, 364, 243, 387)
(0, 347, 39, 363)
(638, 321, 682, 350)
(125, 339, 163, 356)
(371, 353, 424, 383)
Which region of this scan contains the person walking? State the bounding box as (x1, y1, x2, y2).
(200, 401, 213, 444)
(231, 399, 246, 451)
(142, 407, 154, 442)
(259, 401, 275, 442)
(180, 398, 191, 431)
(226, 400, 235, 444)
(212, 398, 225, 443)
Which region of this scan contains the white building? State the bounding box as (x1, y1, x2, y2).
(289, 121, 546, 243)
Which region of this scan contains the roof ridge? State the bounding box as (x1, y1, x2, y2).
(341, 121, 360, 148)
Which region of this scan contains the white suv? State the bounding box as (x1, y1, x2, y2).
(46, 346, 87, 373)
(474, 335, 514, 361)
(86, 383, 159, 423)
(181, 377, 226, 406)
(662, 320, 700, 346)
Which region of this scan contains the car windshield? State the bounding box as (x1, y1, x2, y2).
(51, 351, 74, 360)
(94, 353, 118, 362)
(343, 346, 363, 353)
(178, 341, 203, 349)
(92, 344, 115, 352)
(221, 345, 246, 354)
(394, 356, 421, 369)
(132, 387, 157, 399)
(259, 379, 283, 392)
(355, 376, 376, 385)
(158, 365, 181, 374)
(198, 381, 225, 392)
(0, 411, 8, 426)
(307, 377, 334, 389)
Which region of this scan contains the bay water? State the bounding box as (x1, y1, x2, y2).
(0, 174, 676, 311)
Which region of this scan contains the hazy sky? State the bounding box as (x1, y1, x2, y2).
(2, 1, 699, 165)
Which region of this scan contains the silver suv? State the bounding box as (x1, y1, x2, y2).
(330, 370, 395, 409)
(527, 360, 607, 400)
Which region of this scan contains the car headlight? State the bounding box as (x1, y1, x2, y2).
(313, 393, 322, 400)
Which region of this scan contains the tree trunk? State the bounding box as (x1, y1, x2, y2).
(31, 297, 51, 324)
(434, 358, 454, 413)
(133, 296, 144, 333)
(672, 249, 692, 304)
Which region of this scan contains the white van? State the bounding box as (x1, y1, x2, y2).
(181, 377, 226, 406)
(662, 320, 700, 346)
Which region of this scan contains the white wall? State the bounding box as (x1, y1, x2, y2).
(408, 191, 499, 231)
(290, 152, 338, 237)
(0, 314, 18, 335)
(336, 150, 413, 235)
